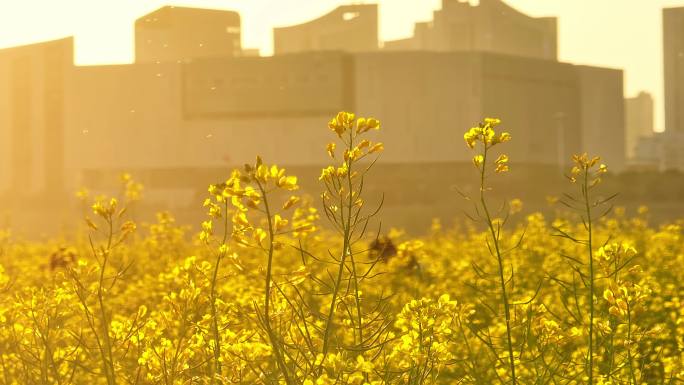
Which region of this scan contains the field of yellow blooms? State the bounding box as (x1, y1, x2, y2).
(0, 113, 683, 385)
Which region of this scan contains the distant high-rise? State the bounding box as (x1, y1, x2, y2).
(664, 7, 684, 132)
(384, 0, 557, 61)
(273, 4, 378, 55)
(135, 6, 241, 63)
(625, 92, 654, 159)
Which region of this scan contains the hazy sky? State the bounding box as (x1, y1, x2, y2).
(0, 0, 682, 131)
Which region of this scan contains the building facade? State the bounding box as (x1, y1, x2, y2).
(632, 131, 684, 171)
(273, 4, 378, 55)
(0, 38, 72, 197)
(135, 6, 242, 63)
(625, 92, 654, 159)
(664, 7, 684, 133)
(355, 52, 623, 169)
(384, 0, 557, 60)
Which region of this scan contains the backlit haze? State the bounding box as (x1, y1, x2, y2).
(0, 0, 682, 131)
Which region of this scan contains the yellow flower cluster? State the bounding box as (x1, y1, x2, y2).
(201, 159, 314, 248)
(569, 152, 608, 184)
(320, 112, 384, 232)
(463, 118, 511, 149)
(603, 280, 650, 318)
(391, 294, 462, 370)
(321, 112, 383, 183)
(328, 111, 380, 138)
(464, 118, 511, 174)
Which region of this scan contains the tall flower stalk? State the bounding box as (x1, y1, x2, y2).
(463, 118, 517, 384)
(555, 153, 610, 385)
(202, 160, 306, 384)
(200, 188, 229, 382)
(319, 112, 384, 370)
(69, 188, 137, 385)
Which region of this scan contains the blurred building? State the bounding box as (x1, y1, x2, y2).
(67, 51, 355, 193)
(384, 0, 557, 60)
(629, 7, 684, 172)
(273, 4, 378, 55)
(632, 134, 662, 170)
(67, 49, 624, 192)
(625, 92, 654, 159)
(0, 38, 72, 197)
(0, 2, 627, 231)
(355, 52, 623, 170)
(135, 6, 242, 63)
(655, 7, 684, 171)
(664, 7, 684, 133)
(633, 131, 684, 171)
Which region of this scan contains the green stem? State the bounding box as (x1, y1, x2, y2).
(258, 182, 295, 385)
(209, 200, 229, 383)
(627, 303, 637, 384)
(97, 217, 116, 385)
(583, 169, 594, 385)
(479, 145, 517, 385)
(321, 130, 356, 361)
(345, 141, 364, 351)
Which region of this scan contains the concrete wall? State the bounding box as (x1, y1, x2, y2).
(63, 58, 341, 199)
(480, 53, 580, 166)
(182, 52, 354, 118)
(274, 4, 378, 55)
(355, 51, 625, 171)
(577, 65, 626, 171)
(354, 51, 481, 163)
(64, 63, 185, 189)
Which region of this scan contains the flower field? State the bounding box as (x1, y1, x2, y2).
(0, 113, 682, 384)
